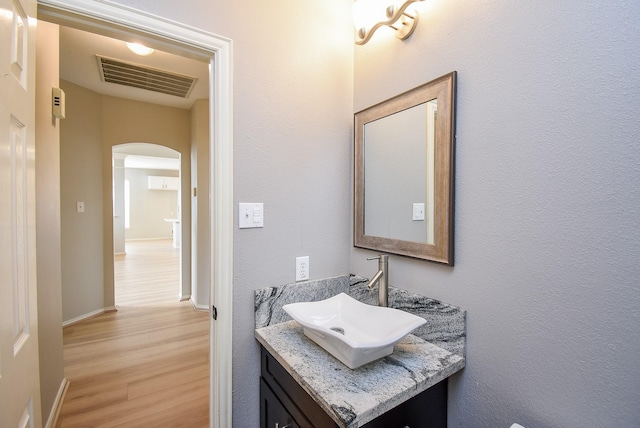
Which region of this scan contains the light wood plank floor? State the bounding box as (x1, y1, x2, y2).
(56, 239, 209, 428)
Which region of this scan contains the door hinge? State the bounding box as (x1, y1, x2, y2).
(212, 305, 218, 320)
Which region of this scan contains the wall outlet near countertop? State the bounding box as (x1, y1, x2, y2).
(296, 256, 309, 281)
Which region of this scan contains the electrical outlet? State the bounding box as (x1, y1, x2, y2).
(296, 256, 309, 281)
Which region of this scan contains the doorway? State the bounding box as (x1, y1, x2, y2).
(112, 143, 182, 305)
(38, 1, 234, 426)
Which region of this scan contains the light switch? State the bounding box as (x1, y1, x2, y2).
(239, 203, 264, 228)
(412, 203, 425, 221)
(76, 201, 85, 213)
(253, 205, 262, 223)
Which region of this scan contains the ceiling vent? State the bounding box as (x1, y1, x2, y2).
(96, 55, 197, 98)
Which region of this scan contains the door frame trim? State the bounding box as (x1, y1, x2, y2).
(37, 1, 234, 426)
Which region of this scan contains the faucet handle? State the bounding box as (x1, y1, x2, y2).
(367, 254, 388, 262)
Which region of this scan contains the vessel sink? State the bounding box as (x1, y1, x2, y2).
(282, 293, 426, 369)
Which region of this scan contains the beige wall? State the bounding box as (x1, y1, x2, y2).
(60, 80, 193, 321)
(125, 168, 179, 240)
(190, 99, 209, 309)
(35, 20, 65, 424)
(101, 95, 192, 301)
(60, 80, 105, 322)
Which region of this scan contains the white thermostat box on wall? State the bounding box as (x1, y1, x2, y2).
(52, 87, 65, 119)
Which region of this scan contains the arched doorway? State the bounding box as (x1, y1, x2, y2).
(112, 143, 182, 305)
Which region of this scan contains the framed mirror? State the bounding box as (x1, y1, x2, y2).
(354, 72, 456, 265)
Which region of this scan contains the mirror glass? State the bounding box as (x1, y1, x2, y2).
(364, 99, 437, 245)
(354, 72, 456, 264)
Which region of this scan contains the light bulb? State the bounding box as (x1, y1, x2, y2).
(126, 42, 154, 56)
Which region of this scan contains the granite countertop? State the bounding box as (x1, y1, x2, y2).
(255, 320, 465, 428)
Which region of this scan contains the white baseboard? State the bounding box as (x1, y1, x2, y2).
(190, 297, 209, 311)
(125, 237, 172, 242)
(45, 377, 69, 428)
(62, 306, 118, 327)
(179, 293, 191, 302)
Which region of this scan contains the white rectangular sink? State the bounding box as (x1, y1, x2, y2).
(282, 293, 426, 369)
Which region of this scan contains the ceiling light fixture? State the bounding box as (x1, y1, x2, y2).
(126, 42, 154, 56)
(353, 0, 424, 45)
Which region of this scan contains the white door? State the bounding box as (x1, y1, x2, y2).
(0, 0, 42, 426)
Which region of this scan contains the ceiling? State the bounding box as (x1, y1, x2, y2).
(59, 26, 209, 110)
(59, 26, 208, 167)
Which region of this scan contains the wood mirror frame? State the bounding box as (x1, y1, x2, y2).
(354, 72, 456, 265)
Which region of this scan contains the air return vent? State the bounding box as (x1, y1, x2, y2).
(96, 55, 197, 98)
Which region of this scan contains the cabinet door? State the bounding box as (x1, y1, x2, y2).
(361, 378, 447, 428)
(148, 175, 164, 189)
(261, 347, 336, 427)
(261, 378, 299, 428)
(164, 176, 180, 190)
(148, 176, 179, 190)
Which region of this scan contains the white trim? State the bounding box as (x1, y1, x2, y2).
(37, 2, 234, 427)
(124, 237, 172, 242)
(62, 306, 117, 327)
(179, 293, 191, 302)
(44, 378, 69, 428)
(208, 15, 234, 428)
(190, 297, 209, 312)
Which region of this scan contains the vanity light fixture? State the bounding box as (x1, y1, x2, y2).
(126, 42, 154, 56)
(353, 0, 424, 45)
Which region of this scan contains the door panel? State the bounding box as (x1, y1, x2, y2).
(0, 0, 42, 425)
(10, 115, 30, 354)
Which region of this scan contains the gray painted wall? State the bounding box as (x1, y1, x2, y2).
(221, 3, 354, 426)
(352, 1, 640, 427)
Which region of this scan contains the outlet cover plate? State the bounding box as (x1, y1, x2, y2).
(296, 256, 309, 281)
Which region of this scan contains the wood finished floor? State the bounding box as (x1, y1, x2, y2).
(56, 239, 209, 428)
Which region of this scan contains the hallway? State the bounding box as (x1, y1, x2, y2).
(56, 240, 209, 427)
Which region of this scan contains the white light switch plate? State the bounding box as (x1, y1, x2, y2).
(412, 203, 425, 221)
(239, 203, 264, 228)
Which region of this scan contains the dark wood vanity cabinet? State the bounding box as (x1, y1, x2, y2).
(261, 377, 301, 428)
(260, 347, 333, 427)
(260, 347, 448, 428)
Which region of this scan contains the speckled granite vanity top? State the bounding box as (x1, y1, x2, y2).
(254, 275, 466, 428)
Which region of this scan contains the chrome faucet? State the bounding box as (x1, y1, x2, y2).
(366, 254, 389, 307)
